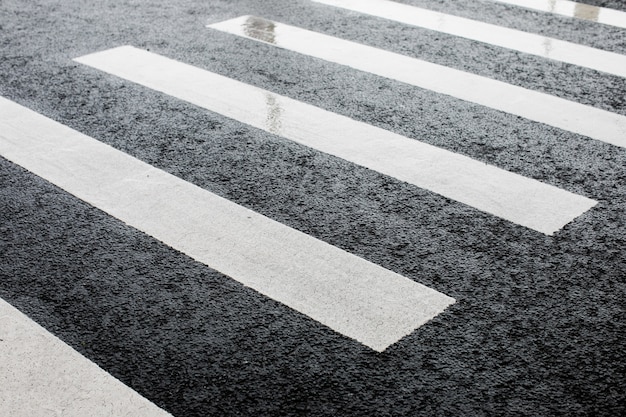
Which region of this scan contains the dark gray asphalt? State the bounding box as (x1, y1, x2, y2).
(1, 0, 625, 416)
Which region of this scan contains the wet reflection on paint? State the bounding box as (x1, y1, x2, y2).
(265, 93, 283, 135)
(547, 0, 600, 21)
(574, 3, 600, 21)
(543, 37, 553, 57)
(243, 16, 276, 44)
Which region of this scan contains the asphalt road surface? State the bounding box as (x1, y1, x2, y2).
(1, 0, 625, 416)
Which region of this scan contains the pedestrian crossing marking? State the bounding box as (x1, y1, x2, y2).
(312, 0, 626, 77)
(0, 96, 455, 352)
(1, 1, 625, 414)
(74, 45, 597, 235)
(0, 298, 172, 417)
(208, 16, 626, 149)
(491, 0, 626, 29)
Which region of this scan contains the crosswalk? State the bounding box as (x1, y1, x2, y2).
(1, 0, 625, 415)
(73, 45, 596, 234)
(209, 15, 626, 148)
(311, 0, 626, 77)
(0, 95, 454, 352)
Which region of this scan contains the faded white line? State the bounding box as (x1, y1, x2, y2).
(0, 297, 172, 417)
(74, 46, 597, 235)
(491, 0, 626, 29)
(208, 16, 626, 149)
(311, 0, 626, 77)
(0, 95, 455, 352)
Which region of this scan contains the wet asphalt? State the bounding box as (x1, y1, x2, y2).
(1, 0, 626, 416)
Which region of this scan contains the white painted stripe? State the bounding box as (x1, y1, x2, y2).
(0, 298, 172, 417)
(0, 96, 455, 352)
(311, 0, 626, 77)
(491, 0, 626, 29)
(74, 46, 597, 235)
(208, 16, 626, 149)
